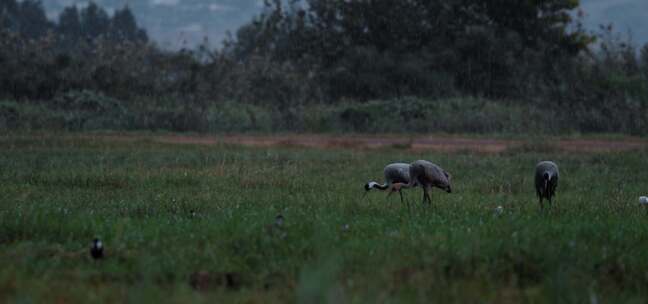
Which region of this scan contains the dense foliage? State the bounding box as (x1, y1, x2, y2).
(1, 0, 648, 134)
(228, 0, 592, 100)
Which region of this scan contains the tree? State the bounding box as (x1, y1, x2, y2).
(641, 43, 648, 78)
(0, 0, 18, 31)
(0, 0, 18, 12)
(80, 1, 109, 39)
(110, 6, 147, 42)
(227, 0, 594, 100)
(16, 0, 51, 38)
(58, 6, 81, 41)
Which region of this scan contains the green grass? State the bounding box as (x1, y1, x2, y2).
(1, 134, 648, 303)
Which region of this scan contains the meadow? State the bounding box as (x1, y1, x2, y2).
(1, 133, 648, 303)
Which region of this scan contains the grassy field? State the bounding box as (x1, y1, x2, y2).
(1, 134, 648, 303)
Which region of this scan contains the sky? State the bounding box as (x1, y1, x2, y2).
(41, 0, 648, 50)
(579, 0, 648, 46)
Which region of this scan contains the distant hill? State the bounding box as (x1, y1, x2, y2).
(41, 0, 648, 49)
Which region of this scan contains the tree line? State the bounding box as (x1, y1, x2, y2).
(0, 0, 146, 42)
(1, 0, 648, 134)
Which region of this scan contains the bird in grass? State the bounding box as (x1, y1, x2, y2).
(639, 197, 648, 214)
(274, 214, 285, 227)
(640, 196, 648, 205)
(364, 162, 415, 205)
(403, 160, 452, 205)
(639, 196, 648, 206)
(495, 206, 504, 215)
(265, 214, 287, 239)
(535, 161, 559, 209)
(90, 238, 104, 260)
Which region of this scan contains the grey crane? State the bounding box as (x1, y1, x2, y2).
(535, 161, 559, 209)
(364, 162, 415, 205)
(404, 160, 452, 205)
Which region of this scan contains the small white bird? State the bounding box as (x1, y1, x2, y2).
(639, 196, 648, 205)
(342, 224, 350, 232)
(495, 206, 504, 215)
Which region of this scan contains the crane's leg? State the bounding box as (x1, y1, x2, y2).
(420, 188, 425, 205)
(423, 187, 432, 205)
(386, 187, 401, 206)
(538, 197, 544, 210)
(387, 190, 394, 199)
(399, 189, 412, 211)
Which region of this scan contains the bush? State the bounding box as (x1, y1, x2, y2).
(49, 90, 132, 130)
(2, 96, 648, 135)
(206, 102, 273, 133)
(326, 97, 568, 134)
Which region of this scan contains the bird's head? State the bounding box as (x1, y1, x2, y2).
(639, 196, 648, 205)
(93, 238, 102, 249)
(364, 182, 377, 192)
(275, 214, 284, 227)
(443, 171, 452, 193)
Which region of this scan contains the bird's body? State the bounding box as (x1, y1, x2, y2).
(274, 214, 285, 227)
(90, 238, 103, 260)
(405, 160, 452, 205)
(495, 206, 504, 215)
(535, 161, 559, 209)
(266, 214, 287, 239)
(365, 163, 414, 204)
(639, 196, 648, 205)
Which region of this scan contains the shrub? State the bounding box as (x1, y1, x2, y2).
(206, 102, 273, 133)
(49, 90, 132, 130)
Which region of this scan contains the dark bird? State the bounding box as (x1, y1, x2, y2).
(274, 214, 284, 227)
(535, 161, 559, 209)
(404, 160, 452, 205)
(265, 214, 287, 239)
(364, 162, 415, 205)
(90, 238, 104, 260)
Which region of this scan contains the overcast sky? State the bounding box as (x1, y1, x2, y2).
(41, 0, 648, 49)
(580, 0, 648, 46)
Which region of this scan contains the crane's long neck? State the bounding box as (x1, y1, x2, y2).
(367, 181, 389, 191)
